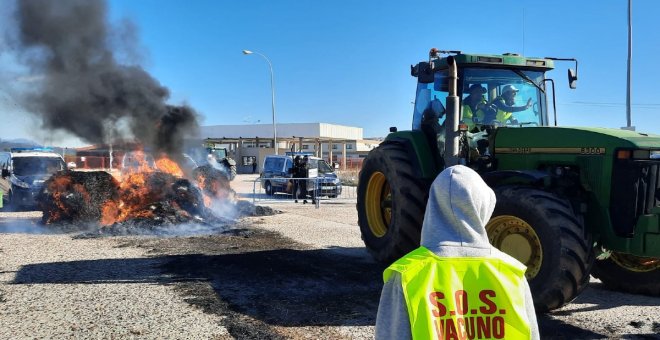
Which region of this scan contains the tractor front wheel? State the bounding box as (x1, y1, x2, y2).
(591, 253, 660, 296)
(357, 143, 429, 264)
(488, 187, 594, 312)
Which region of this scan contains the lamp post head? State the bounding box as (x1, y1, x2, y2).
(242, 50, 253, 55)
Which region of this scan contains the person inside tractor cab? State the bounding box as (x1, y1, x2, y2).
(461, 84, 488, 132)
(487, 84, 532, 125)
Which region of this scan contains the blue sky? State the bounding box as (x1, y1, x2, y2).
(1, 0, 658, 145)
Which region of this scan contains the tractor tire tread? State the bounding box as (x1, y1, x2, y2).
(357, 142, 429, 264)
(591, 258, 660, 296)
(493, 186, 593, 312)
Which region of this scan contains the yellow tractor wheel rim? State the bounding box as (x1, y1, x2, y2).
(365, 171, 391, 238)
(610, 252, 660, 272)
(486, 215, 543, 278)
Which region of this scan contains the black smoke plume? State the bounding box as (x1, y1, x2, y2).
(13, 0, 199, 155)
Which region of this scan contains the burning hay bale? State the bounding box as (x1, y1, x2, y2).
(37, 153, 266, 236)
(39, 171, 120, 225)
(39, 171, 211, 228)
(102, 171, 209, 226)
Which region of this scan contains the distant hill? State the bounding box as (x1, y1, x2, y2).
(0, 138, 40, 152)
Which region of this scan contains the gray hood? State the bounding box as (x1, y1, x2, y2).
(420, 165, 496, 257)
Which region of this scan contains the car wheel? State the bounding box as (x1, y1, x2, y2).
(265, 181, 273, 196)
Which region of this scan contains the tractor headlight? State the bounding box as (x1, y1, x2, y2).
(618, 149, 660, 160)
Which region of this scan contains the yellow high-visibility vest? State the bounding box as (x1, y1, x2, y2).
(462, 104, 479, 131)
(384, 247, 531, 340)
(492, 97, 513, 124)
(461, 98, 487, 130)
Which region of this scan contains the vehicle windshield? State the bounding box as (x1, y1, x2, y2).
(460, 68, 548, 129)
(306, 159, 334, 174)
(412, 68, 548, 131)
(210, 148, 227, 159)
(12, 157, 65, 176)
(317, 160, 334, 174)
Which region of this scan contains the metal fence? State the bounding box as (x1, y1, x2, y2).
(248, 177, 357, 208)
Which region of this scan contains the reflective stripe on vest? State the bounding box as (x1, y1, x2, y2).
(384, 247, 531, 340)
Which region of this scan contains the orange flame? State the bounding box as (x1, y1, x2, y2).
(45, 175, 73, 223)
(155, 157, 183, 177)
(100, 200, 119, 226)
(194, 173, 213, 207)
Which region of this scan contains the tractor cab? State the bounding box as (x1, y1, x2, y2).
(411, 50, 576, 167)
(412, 59, 552, 131)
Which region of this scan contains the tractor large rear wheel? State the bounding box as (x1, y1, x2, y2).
(487, 187, 594, 312)
(591, 253, 660, 296)
(357, 143, 429, 263)
(222, 159, 237, 181)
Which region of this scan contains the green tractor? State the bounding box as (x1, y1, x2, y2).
(206, 146, 237, 181)
(356, 48, 660, 312)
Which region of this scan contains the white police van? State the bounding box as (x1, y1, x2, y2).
(0, 148, 67, 210)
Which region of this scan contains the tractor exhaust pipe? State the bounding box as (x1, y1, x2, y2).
(444, 56, 460, 167)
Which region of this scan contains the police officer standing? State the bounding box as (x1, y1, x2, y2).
(300, 156, 316, 204)
(292, 156, 304, 203)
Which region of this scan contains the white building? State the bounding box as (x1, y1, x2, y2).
(199, 123, 380, 173)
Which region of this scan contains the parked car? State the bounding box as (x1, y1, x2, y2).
(0, 148, 67, 210)
(260, 154, 342, 198)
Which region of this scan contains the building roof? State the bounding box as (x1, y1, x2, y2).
(200, 122, 364, 140)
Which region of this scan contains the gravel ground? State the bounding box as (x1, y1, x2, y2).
(0, 232, 229, 339)
(0, 174, 658, 339)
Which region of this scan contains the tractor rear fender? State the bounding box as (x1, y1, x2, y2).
(482, 168, 587, 217)
(381, 131, 440, 180)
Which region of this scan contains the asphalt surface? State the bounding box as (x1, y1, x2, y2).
(0, 173, 659, 339)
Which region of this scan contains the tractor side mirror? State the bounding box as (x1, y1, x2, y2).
(1, 169, 9, 178)
(412, 62, 434, 84)
(568, 68, 578, 89)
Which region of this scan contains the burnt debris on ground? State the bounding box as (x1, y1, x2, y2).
(114, 227, 384, 338)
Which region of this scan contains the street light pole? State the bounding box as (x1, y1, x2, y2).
(626, 0, 633, 129)
(243, 50, 278, 154)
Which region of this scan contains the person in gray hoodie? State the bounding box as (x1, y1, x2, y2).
(375, 165, 539, 339)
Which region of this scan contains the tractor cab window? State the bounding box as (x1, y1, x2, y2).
(461, 68, 547, 129)
(412, 71, 448, 131)
(413, 71, 450, 160)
